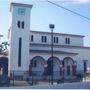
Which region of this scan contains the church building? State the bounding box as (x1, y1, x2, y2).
(8, 3, 90, 80)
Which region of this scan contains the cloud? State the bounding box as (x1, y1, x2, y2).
(73, 0, 90, 4)
(51, 0, 90, 5)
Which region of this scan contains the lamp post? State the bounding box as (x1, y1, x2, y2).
(49, 24, 55, 85)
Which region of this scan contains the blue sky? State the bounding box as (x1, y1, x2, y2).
(0, 0, 90, 46)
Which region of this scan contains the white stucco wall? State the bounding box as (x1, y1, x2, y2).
(9, 3, 33, 72)
(30, 44, 90, 73)
(30, 31, 84, 46)
(29, 32, 87, 74)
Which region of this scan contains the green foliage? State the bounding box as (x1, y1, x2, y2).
(0, 41, 9, 54)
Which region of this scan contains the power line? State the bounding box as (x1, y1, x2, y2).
(46, 0, 90, 21)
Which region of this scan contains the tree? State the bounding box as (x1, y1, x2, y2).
(0, 44, 3, 53)
(0, 41, 9, 54)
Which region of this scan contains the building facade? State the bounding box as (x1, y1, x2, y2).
(29, 31, 90, 79)
(9, 3, 90, 80)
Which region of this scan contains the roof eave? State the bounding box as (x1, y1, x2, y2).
(10, 2, 33, 12)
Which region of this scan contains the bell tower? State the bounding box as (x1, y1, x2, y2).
(9, 3, 33, 76)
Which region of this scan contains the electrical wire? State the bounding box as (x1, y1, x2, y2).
(46, 0, 90, 21)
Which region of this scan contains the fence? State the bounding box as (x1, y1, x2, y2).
(10, 70, 84, 86)
(0, 70, 90, 87)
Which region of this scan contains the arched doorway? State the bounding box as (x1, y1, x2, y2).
(63, 57, 74, 78)
(30, 56, 45, 76)
(0, 56, 8, 75)
(47, 56, 62, 79)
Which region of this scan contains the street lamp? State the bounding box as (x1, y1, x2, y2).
(49, 24, 55, 85)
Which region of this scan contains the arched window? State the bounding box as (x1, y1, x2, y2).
(65, 38, 70, 44)
(31, 35, 34, 42)
(22, 21, 24, 29)
(68, 38, 70, 44)
(17, 21, 25, 29)
(31, 56, 45, 67)
(63, 57, 74, 76)
(41, 36, 47, 43)
(17, 21, 20, 28)
(65, 38, 67, 44)
(54, 37, 59, 43)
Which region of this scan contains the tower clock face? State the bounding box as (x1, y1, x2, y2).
(18, 8, 25, 15)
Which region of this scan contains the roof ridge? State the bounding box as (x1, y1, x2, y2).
(30, 30, 85, 37)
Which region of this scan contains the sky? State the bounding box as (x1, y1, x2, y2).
(0, 0, 90, 46)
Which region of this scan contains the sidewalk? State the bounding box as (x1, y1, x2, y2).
(1, 81, 90, 89)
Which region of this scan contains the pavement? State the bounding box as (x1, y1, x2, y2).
(1, 81, 90, 89)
